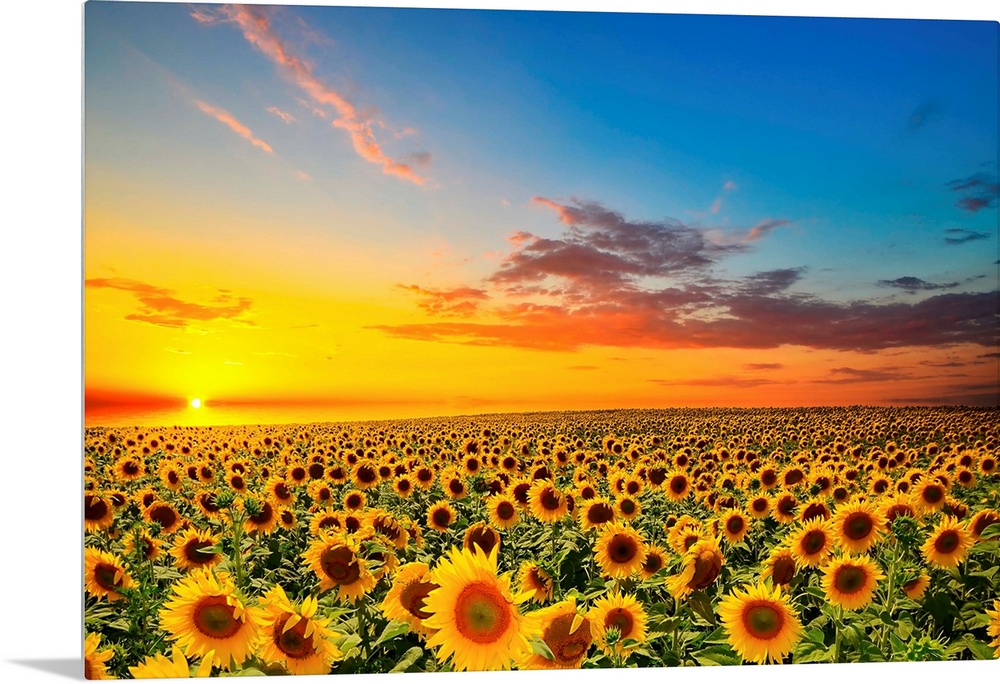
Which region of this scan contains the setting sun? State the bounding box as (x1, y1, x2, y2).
(189, 398, 202, 409)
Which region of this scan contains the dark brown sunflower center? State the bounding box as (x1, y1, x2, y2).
(690, 551, 723, 589)
(454, 582, 511, 644)
(834, 565, 867, 594)
(670, 476, 688, 494)
(545, 613, 592, 664)
(346, 494, 362, 508)
(752, 498, 768, 512)
(761, 471, 777, 486)
(802, 503, 829, 521)
(167, 471, 179, 485)
(620, 500, 637, 515)
(93, 563, 123, 591)
(540, 488, 562, 510)
(771, 556, 796, 585)
(231, 476, 245, 490)
(185, 538, 217, 564)
(588, 502, 615, 525)
(609, 534, 638, 563)
(922, 485, 944, 504)
(843, 512, 874, 540)
(726, 517, 745, 534)
(934, 530, 960, 554)
(400, 579, 439, 620)
(802, 530, 827, 555)
(193, 596, 242, 639)
(778, 498, 796, 515)
(743, 603, 784, 639)
(973, 513, 1000, 537)
(784, 470, 804, 485)
(308, 463, 325, 479)
(149, 505, 178, 529)
(319, 546, 361, 585)
(605, 607, 634, 637)
(432, 507, 452, 528)
(291, 467, 307, 481)
(85, 497, 109, 521)
(626, 481, 640, 495)
(642, 553, 664, 574)
(250, 502, 274, 525)
(466, 526, 499, 555)
(448, 479, 464, 495)
(124, 462, 140, 475)
(496, 501, 516, 520)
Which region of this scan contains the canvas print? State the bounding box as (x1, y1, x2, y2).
(83, 1, 1000, 679)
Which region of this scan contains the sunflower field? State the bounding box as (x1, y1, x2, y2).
(83, 407, 1000, 678)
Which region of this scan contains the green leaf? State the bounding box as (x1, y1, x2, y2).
(963, 636, 996, 660)
(693, 644, 741, 666)
(889, 633, 906, 657)
(373, 620, 411, 647)
(390, 646, 425, 673)
(687, 590, 716, 626)
(530, 636, 555, 661)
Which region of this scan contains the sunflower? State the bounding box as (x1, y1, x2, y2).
(159, 462, 185, 491)
(307, 480, 334, 506)
(84, 547, 135, 602)
(667, 537, 725, 599)
(615, 495, 641, 522)
(985, 599, 1000, 658)
(427, 501, 456, 532)
(243, 498, 279, 536)
(422, 545, 532, 671)
(125, 530, 161, 562)
(771, 493, 798, 525)
(393, 475, 416, 499)
(748, 495, 771, 519)
(343, 489, 366, 512)
(171, 528, 223, 572)
(264, 477, 296, 509)
(278, 509, 297, 531)
(486, 493, 520, 530)
(84, 494, 115, 533)
(144, 502, 183, 535)
(113, 455, 145, 482)
(528, 481, 568, 523)
(979, 455, 998, 476)
(798, 498, 832, 523)
(84, 633, 114, 680)
(664, 470, 691, 501)
(309, 511, 344, 537)
(520, 598, 593, 669)
(921, 516, 973, 569)
(368, 510, 410, 549)
(914, 480, 948, 513)
(639, 542, 669, 580)
(159, 568, 262, 669)
(762, 547, 797, 586)
(358, 533, 401, 582)
(787, 518, 834, 568)
(464, 522, 501, 556)
(256, 584, 343, 675)
(351, 459, 380, 490)
(588, 591, 648, 658)
(518, 561, 554, 604)
(302, 532, 376, 603)
(194, 490, 224, 520)
(594, 522, 647, 579)
(720, 510, 749, 544)
(969, 508, 1000, 541)
(668, 522, 704, 554)
(821, 555, 884, 611)
(443, 469, 469, 501)
(901, 571, 931, 600)
(880, 493, 918, 523)
(129, 647, 215, 679)
(577, 497, 616, 531)
(717, 582, 803, 664)
(831, 500, 886, 554)
(380, 562, 440, 637)
(134, 486, 159, 510)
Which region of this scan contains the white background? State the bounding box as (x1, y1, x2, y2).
(1, 0, 997, 682)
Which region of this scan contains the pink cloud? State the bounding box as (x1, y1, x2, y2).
(266, 106, 295, 124)
(195, 100, 273, 153)
(193, 5, 425, 185)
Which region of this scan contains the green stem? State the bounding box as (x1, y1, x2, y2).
(834, 604, 844, 663)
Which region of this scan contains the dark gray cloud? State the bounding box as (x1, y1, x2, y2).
(877, 276, 959, 293)
(947, 173, 999, 213)
(944, 228, 991, 245)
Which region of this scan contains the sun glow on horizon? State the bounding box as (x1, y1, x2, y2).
(190, 398, 202, 409)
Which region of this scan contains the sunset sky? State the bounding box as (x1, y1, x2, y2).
(84, 2, 999, 425)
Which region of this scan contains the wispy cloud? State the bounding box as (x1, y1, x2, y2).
(651, 376, 780, 388)
(194, 100, 273, 153)
(397, 284, 489, 317)
(816, 367, 910, 384)
(266, 105, 295, 124)
(943, 228, 990, 245)
(947, 173, 999, 213)
(192, 5, 425, 185)
(907, 98, 943, 130)
(86, 278, 253, 328)
(877, 276, 959, 293)
(743, 363, 783, 371)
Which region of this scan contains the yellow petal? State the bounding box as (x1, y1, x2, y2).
(569, 612, 585, 635)
(196, 651, 215, 677)
(283, 613, 302, 633)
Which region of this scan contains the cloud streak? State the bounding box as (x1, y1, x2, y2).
(374, 197, 999, 354)
(947, 173, 999, 213)
(195, 100, 273, 153)
(86, 278, 253, 328)
(943, 228, 990, 245)
(192, 5, 425, 185)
